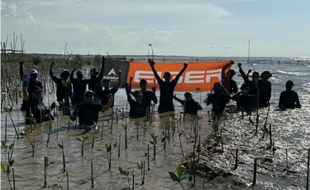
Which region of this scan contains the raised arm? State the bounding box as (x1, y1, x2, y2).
(238, 63, 249, 83)
(19, 61, 24, 81)
(148, 59, 162, 83)
(172, 63, 188, 83)
(125, 83, 133, 104)
(98, 56, 105, 80)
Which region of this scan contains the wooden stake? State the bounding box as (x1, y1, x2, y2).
(66, 172, 69, 190)
(306, 149, 310, 190)
(251, 158, 257, 186)
(118, 134, 121, 158)
(285, 148, 288, 169)
(233, 148, 239, 170)
(147, 144, 150, 171)
(62, 140, 66, 172)
(12, 168, 16, 190)
(91, 161, 94, 189)
(43, 156, 48, 187)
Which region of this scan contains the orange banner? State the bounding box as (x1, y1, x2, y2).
(127, 60, 233, 92)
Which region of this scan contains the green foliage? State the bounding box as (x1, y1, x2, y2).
(1, 162, 11, 175)
(105, 144, 111, 153)
(3, 106, 12, 113)
(119, 167, 129, 176)
(168, 164, 185, 183)
(150, 133, 157, 145)
(1, 141, 14, 150)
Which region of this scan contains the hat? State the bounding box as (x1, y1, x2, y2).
(30, 69, 38, 74)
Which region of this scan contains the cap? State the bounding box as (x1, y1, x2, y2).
(30, 69, 38, 74)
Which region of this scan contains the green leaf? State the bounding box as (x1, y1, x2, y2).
(119, 167, 129, 176)
(136, 162, 141, 170)
(1, 141, 8, 149)
(176, 165, 185, 177)
(161, 137, 166, 143)
(105, 144, 111, 152)
(113, 143, 117, 148)
(8, 143, 14, 150)
(1, 162, 8, 173)
(3, 106, 12, 112)
(149, 141, 154, 145)
(76, 137, 83, 142)
(168, 172, 180, 182)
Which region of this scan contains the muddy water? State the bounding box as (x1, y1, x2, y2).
(2, 58, 310, 190)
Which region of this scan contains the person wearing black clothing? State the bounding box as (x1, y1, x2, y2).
(148, 59, 188, 113)
(227, 69, 238, 94)
(100, 70, 121, 107)
(232, 83, 253, 114)
(137, 79, 157, 108)
(238, 63, 259, 108)
(174, 92, 202, 115)
(88, 56, 105, 94)
(279, 80, 301, 110)
(19, 61, 43, 111)
(49, 62, 72, 111)
(125, 83, 147, 118)
(24, 86, 53, 125)
(206, 82, 231, 118)
(77, 90, 107, 126)
(258, 71, 272, 108)
(70, 69, 89, 105)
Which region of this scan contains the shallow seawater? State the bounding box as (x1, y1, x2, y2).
(1, 57, 310, 190)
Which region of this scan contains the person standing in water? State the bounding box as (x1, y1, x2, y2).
(279, 80, 301, 110)
(125, 83, 147, 118)
(258, 71, 272, 108)
(49, 62, 72, 113)
(89, 56, 105, 95)
(174, 92, 202, 115)
(148, 59, 188, 113)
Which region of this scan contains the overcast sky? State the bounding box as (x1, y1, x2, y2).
(1, 0, 310, 57)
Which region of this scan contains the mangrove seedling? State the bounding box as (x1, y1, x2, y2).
(150, 133, 157, 159)
(104, 144, 114, 170)
(76, 137, 87, 157)
(91, 160, 94, 188)
(137, 161, 146, 185)
(4, 106, 20, 139)
(119, 167, 130, 190)
(168, 165, 186, 190)
(58, 140, 66, 172)
(1, 141, 15, 190)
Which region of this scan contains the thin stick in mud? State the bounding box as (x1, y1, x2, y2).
(91, 160, 94, 189)
(306, 149, 310, 190)
(43, 156, 48, 187)
(147, 144, 150, 171)
(12, 167, 16, 190)
(233, 148, 239, 170)
(251, 158, 257, 186)
(66, 172, 69, 190)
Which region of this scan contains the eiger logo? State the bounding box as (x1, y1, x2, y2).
(108, 68, 116, 76)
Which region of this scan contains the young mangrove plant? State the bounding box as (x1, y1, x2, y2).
(104, 143, 116, 170)
(58, 140, 66, 172)
(168, 164, 186, 190)
(1, 141, 15, 190)
(119, 166, 130, 190)
(4, 106, 20, 139)
(76, 137, 87, 157)
(150, 133, 157, 159)
(137, 161, 146, 185)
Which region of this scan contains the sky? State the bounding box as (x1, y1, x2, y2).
(1, 0, 310, 57)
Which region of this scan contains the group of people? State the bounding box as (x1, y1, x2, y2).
(207, 62, 301, 119)
(19, 57, 301, 128)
